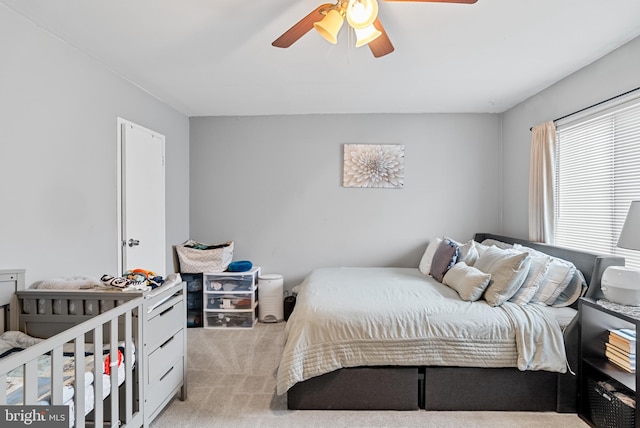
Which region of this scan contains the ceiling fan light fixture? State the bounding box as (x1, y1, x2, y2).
(346, 0, 379, 29)
(354, 24, 382, 47)
(273, 0, 477, 58)
(313, 8, 344, 44)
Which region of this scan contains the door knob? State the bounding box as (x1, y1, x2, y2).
(128, 239, 140, 247)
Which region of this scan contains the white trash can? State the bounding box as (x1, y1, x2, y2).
(258, 274, 284, 323)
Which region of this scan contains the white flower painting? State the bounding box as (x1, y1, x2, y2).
(343, 144, 404, 188)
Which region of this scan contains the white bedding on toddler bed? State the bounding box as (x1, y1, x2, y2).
(276, 267, 569, 395)
(3, 331, 133, 421)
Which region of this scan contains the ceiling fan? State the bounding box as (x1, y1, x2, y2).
(272, 0, 478, 58)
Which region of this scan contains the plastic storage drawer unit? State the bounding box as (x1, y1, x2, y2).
(203, 267, 260, 328)
(206, 312, 254, 328)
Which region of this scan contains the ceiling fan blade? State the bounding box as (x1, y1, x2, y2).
(368, 18, 394, 58)
(384, 0, 477, 3)
(272, 3, 334, 48)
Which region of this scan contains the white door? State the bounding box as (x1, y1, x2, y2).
(117, 118, 166, 277)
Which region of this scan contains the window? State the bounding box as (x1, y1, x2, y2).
(555, 95, 640, 268)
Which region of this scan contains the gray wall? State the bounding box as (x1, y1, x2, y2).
(0, 6, 190, 286)
(6, 0, 637, 291)
(190, 114, 502, 289)
(501, 36, 640, 238)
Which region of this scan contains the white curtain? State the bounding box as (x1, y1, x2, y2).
(528, 121, 556, 243)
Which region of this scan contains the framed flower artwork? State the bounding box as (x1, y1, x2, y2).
(343, 144, 404, 188)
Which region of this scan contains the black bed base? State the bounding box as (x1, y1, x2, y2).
(287, 366, 574, 412)
(288, 367, 422, 410)
(424, 367, 559, 411)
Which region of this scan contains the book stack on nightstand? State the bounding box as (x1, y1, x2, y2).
(606, 328, 637, 373)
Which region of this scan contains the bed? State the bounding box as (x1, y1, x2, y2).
(279, 233, 625, 412)
(0, 273, 187, 428)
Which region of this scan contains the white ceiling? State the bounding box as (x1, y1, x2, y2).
(3, 0, 640, 117)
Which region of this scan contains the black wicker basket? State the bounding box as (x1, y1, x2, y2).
(588, 378, 635, 428)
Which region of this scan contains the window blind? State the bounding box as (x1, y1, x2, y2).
(555, 97, 640, 268)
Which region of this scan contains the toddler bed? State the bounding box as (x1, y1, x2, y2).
(0, 283, 145, 428)
(280, 233, 625, 412)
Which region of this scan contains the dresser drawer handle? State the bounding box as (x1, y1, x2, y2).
(159, 306, 174, 316)
(160, 366, 174, 382)
(160, 336, 174, 349)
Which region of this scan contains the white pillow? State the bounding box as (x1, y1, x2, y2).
(474, 246, 531, 307)
(528, 255, 576, 305)
(443, 262, 492, 302)
(35, 276, 104, 289)
(474, 241, 490, 257)
(481, 238, 514, 250)
(448, 238, 480, 267)
(544, 265, 577, 304)
(419, 237, 442, 276)
(508, 247, 551, 305)
(509, 244, 583, 306)
(551, 270, 587, 307)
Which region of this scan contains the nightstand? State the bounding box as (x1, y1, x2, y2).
(579, 297, 638, 427)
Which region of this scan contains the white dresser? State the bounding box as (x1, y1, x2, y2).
(142, 281, 188, 426)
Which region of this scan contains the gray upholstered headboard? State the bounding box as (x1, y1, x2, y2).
(474, 233, 625, 301)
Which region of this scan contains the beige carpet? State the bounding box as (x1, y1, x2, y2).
(150, 322, 588, 428)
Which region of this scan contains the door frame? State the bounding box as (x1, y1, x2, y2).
(116, 117, 166, 276)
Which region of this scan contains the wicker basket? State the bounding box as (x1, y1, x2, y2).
(175, 240, 234, 273)
(588, 377, 635, 428)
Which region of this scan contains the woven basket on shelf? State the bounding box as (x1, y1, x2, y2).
(175, 240, 234, 273)
(587, 377, 635, 428)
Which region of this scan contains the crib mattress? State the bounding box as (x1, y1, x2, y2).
(5, 341, 132, 409)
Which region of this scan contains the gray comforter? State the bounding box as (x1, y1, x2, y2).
(276, 267, 567, 395)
